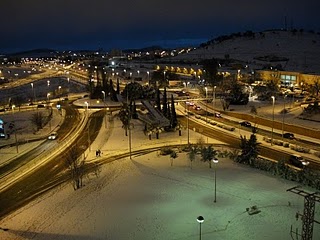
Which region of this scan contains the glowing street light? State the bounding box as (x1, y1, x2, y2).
(31, 82, 35, 103)
(213, 158, 219, 202)
(196, 216, 204, 240)
(282, 94, 287, 141)
(147, 71, 150, 85)
(102, 91, 107, 128)
(85, 101, 91, 151)
(213, 85, 217, 114)
(205, 87, 208, 123)
(271, 96, 275, 145)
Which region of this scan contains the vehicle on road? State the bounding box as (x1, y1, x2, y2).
(214, 112, 221, 118)
(288, 154, 309, 168)
(283, 132, 295, 139)
(240, 121, 251, 127)
(48, 132, 58, 140)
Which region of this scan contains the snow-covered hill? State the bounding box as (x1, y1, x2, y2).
(174, 30, 320, 74)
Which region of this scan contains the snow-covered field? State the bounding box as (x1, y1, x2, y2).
(1, 144, 319, 239)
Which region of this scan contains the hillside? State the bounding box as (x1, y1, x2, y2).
(173, 30, 320, 74)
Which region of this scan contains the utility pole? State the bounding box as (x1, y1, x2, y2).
(287, 186, 320, 240)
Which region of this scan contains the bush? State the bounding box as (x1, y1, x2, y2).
(160, 147, 175, 155)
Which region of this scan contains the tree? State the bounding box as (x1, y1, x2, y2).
(122, 82, 143, 102)
(162, 87, 168, 117)
(170, 151, 178, 166)
(312, 79, 320, 96)
(200, 58, 219, 86)
(65, 145, 85, 190)
(156, 88, 161, 112)
(170, 94, 178, 128)
(30, 111, 45, 131)
(238, 134, 260, 166)
(201, 145, 217, 168)
(118, 103, 130, 136)
(188, 146, 197, 169)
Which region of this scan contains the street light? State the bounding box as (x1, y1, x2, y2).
(271, 96, 275, 145)
(102, 91, 107, 128)
(213, 158, 219, 202)
(196, 216, 204, 240)
(213, 85, 217, 114)
(31, 82, 35, 103)
(147, 71, 150, 85)
(282, 94, 287, 141)
(85, 101, 91, 151)
(205, 87, 208, 123)
(186, 101, 190, 146)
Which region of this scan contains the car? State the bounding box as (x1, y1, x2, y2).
(240, 121, 251, 127)
(214, 112, 221, 118)
(288, 154, 309, 168)
(283, 132, 295, 139)
(37, 104, 45, 108)
(48, 132, 58, 140)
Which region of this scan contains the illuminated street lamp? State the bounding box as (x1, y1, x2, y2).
(213, 158, 219, 202)
(213, 85, 217, 113)
(282, 94, 287, 141)
(196, 216, 204, 240)
(147, 71, 150, 85)
(205, 87, 208, 123)
(102, 90, 107, 128)
(271, 96, 275, 145)
(31, 82, 35, 102)
(85, 101, 91, 151)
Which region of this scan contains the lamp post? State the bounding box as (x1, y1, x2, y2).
(85, 101, 91, 151)
(213, 85, 216, 115)
(271, 96, 275, 146)
(31, 83, 35, 103)
(282, 95, 287, 141)
(186, 102, 190, 146)
(126, 86, 132, 159)
(102, 90, 107, 128)
(213, 158, 219, 202)
(196, 216, 204, 240)
(205, 87, 208, 123)
(147, 71, 150, 85)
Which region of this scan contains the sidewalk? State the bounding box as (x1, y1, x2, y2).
(85, 112, 227, 162)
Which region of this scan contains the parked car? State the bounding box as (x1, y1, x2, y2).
(48, 132, 58, 140)
(283, 132, 295, 139)
(240, 121, 251, 127)
(288, 154, 309, 168)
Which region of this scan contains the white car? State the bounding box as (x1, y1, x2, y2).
(48, 132, 58, 140)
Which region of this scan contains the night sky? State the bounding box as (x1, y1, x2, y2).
(1, 0, 320, 53)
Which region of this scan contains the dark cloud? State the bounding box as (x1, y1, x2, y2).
(1, 0, 320, 52)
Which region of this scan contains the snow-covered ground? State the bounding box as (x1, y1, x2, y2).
(1, 116, 319, 240)
(173, 30, 320, 74)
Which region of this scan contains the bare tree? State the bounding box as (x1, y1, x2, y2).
(65, 145, 85, 190)
(30, 111, 45, 131)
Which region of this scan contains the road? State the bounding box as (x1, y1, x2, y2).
(0, 106, 103, 218)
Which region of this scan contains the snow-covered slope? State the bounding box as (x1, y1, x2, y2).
(174, 30, 320, 74)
